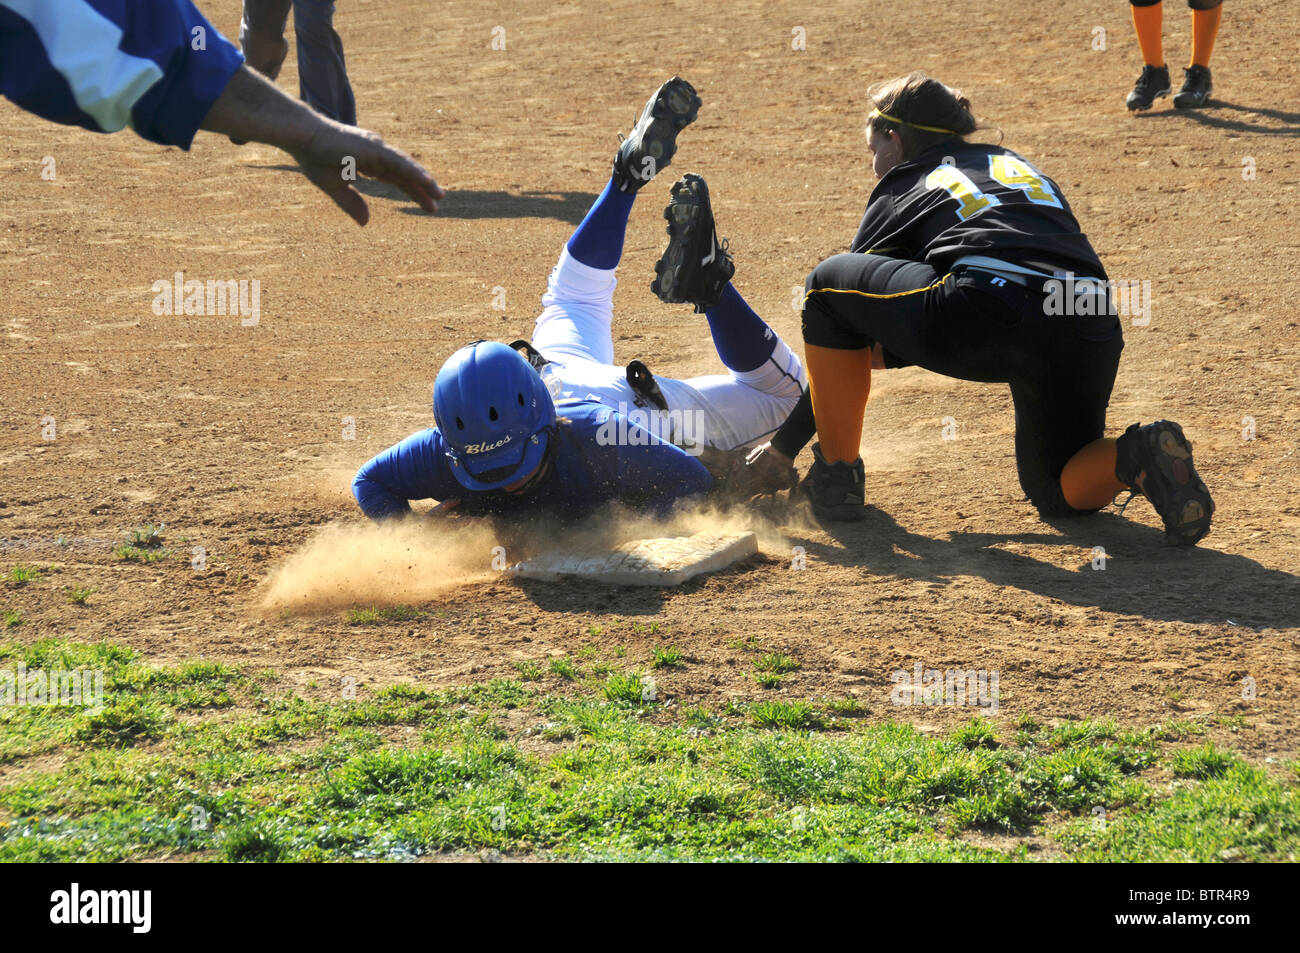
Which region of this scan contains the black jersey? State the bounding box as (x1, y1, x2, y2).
(849, 142, 1108, 279)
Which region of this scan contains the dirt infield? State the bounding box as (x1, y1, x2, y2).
(2, 0, 1297, 763)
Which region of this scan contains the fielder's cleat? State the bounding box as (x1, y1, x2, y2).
(799, 443, 866, 522)
(1125, 64, 1171, 111)
(1173, 65, 1213, 108)
(1115, 420, 1214, 545)
(651, 173, 735, 313)
(611, 77, 701, 193)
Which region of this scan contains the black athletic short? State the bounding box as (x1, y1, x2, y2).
(802, 253, 1124, 516)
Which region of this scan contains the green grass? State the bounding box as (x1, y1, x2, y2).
(754, 652, 800, 675)
(951, 717, 1000, 750)
(750, 700, 823, 731)
(825, 698, 862, 717)
(512, 660, 544, 682)
(3, 610, 21, 629)
(126, 523, 166, 548)
(0, 638, 1296, 862)
(114, 545, 171, 563)
(650, 646, 685, 669)
(601, 671, 652, 705)
(66, 587, 96, 606)
(1170, 742, 1240, 780)
(548, 657, 578, 681)
(114, 523, 171, 563)
(754, 672, 783, 689)
(346, 605, 425, 626)
(7, 565, 41, 586)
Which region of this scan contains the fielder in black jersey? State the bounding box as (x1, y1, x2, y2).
(746, 72, 1214, 545)
(846, 141, 1106, 279)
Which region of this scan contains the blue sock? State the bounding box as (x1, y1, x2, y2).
(704, 283, 779, 373)
(565, 177, 637, 270)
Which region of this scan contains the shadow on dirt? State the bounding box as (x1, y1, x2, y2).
(1135, 101, 1300, 137)
(243, 165, 594, 223)
(793, 505, 1300, 631)
(510, 577, 668, 616)
(401, 188, 596, 223)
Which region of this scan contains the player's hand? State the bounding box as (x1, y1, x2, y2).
(241, 29, 289, 81)
(287, 119, 446, 226)
(201, 66, 446, 226)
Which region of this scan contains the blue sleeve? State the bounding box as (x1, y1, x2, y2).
(351, 429, 465, 521)
(610, 416, 712, 517)
(0, 0, 244, 149)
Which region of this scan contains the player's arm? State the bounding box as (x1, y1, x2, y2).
(0, 0, 443, 224)
(197, 65, 443, 224)
(351, 429, 462, 521)
(0, 0, 243, 147)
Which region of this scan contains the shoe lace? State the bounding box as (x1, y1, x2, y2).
(1112, 489, 1139, 514)
(1137, 65, 1163, 88)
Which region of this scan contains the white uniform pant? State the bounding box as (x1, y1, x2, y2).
(530, 249, 805, 452)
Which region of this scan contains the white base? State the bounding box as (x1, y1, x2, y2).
(508, 530, 758, 587)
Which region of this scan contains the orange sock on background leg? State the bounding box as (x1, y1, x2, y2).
(806, 344, 872, 464)
(1060, 438, 1127, 511)
(1131, 2, 1165, 67)
(1191, 6, 1222, 67)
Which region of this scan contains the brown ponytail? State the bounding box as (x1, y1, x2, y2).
(867, 72, 995, 160)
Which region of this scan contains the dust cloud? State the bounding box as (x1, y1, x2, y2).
(261, 498, 805, 616)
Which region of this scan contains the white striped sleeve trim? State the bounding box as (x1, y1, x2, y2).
(2, 0, 165, 132)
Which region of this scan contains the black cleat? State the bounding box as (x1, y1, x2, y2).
(1115, 420, 1214, 545)
(1126, 64, 1171, 111)
(612, 77, 701, 193)
(651, 173, 735, 313)
(1173, 65, 1213, 108)
(799, 443, 866, 522)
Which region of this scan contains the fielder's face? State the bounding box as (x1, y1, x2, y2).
(867, 125, 904, 179)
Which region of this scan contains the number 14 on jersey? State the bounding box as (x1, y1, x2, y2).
(926, 154, 1063, 221)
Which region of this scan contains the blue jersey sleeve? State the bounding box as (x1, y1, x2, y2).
(603, 412, 712, 516)
(352, 429, 465, 521)
(0, 0, 244, 148)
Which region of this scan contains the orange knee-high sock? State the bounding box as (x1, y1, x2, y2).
(1131, 2, 1165, 67)
(1190, 6, 1222, 67)
(1060, 438, 1127, 511)
(806, 344, 872, 464)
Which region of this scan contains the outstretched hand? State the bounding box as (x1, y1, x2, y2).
(201, 65, 446, 226)
(287, 119, 445, 226)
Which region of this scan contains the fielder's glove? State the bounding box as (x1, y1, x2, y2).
(697, 443, 799, 502)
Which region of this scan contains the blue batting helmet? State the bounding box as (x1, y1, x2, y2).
(433, 341, 556, 491)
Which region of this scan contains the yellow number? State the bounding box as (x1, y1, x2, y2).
(989, 155, 1063, 207)
(926, 165, 999, 221)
